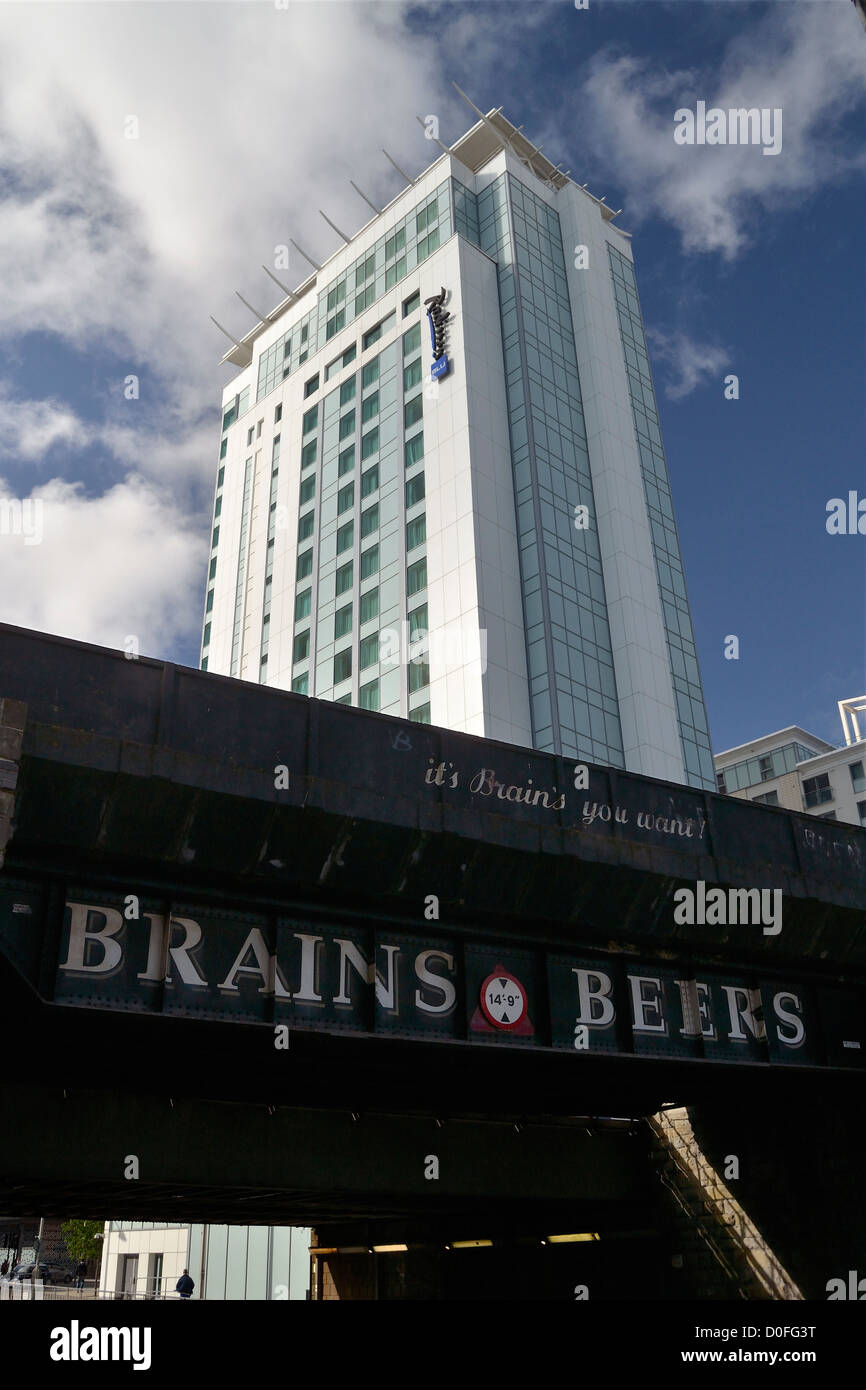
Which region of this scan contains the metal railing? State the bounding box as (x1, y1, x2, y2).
(0, 1280, 189, 1302)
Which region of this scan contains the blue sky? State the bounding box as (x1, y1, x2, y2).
(0, 0, 863, 755)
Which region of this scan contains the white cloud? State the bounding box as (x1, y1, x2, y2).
(645, 328, 729, 401)
(0, 474, 207, 656)
(0, 385, 93, 460)
(579, 4, 866, 257)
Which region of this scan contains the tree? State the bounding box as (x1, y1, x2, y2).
(61, 1220, 104, 1265)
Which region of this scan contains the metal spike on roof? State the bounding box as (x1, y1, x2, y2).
(319, 209, 352, 245)
(382, 148, 415, 187)
(260, 265, 297, 302)
(290, 239, 321, 272)
(350, 180, 380, 215)
(235, 291, 272, 324)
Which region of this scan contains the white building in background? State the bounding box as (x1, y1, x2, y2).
(100, 1222, 309, 1300)
(714, 697, 866, 828)
(202, 106, 716, 791)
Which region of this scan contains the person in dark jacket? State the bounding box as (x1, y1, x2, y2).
(176, 1270, 195, 1299)
(75, 1261, 87, 1290)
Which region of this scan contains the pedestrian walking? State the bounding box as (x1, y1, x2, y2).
(75, 1260, 87, 1290)
(175, 1269, 195, 1299)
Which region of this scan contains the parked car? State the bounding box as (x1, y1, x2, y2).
(3, 1262, 73, 1285)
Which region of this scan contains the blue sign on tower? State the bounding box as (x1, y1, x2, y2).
(424, 287, 450, 380)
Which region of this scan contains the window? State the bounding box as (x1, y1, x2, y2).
(752, 790, 779, 806)
(326, 282, 346, 311)
(339, 410, 356, 440)
(402, 289, 420, 317)
(858, 801, 866, 824)
(357, 253, 375, 284)
(417, 228, 440, 261)
(363, 312, 394, 350)
(335, 693, 352, 705)
(409, 701, 431, 725)
(361, 427, 379, 460)
(303, 405, 318, 435)
(359, 679, 379, 712)
(336, 561, 353, 595)
(274, 404, 282, 423)
(304, 374, 319, 398)
(209, 556, 217, 581)
(295, 589, 311, 621)
(256, 419, 263, 438)
(293, 631, 310, 663)
(214, 496, 222, 518)
(337, 521, 354, 554)
(217, 466, 225, 490)
(360, 545, 379, 580)
(338, 482, 354, 514)
(211, 526, 219, 548)
(298, 510, 315, 542)
(325, 354, 342, 383)
(298, 350, 308, 364)
(338, 446, 355, 477)
(361, 504, 379, 538)
(222, 402, 237, 431)
(759, 755, 775, 782)
(247, 427, 254, 446)
(406, 515, 426, 550)
(849, 761, 866, 793)
(404, 395, 423, 429)
(360, 588, 378, 624)
(407, 557, 427, 595)
(343, 344, 357, 368)
(340, 378, 356, 406)
(403, 322, 421, 357)
(206, 588, 214, 613)
(360, 633, 379, 669)
(292, 673, 309, 695)
(201, 657, 208, 671)
(326, 309, 346, 340)
(283, 340, 292, 359)
(405, 473, 425, 508)
(361, 465, 378, 498)
(408, 603, 427, 641)
(335, 603, 353, 638)
(362, 391, 379, 423)
(333, 648, 352, 684)
(297, 549, 313, 580)
(716, 772, 727, 794)
(802, 773, 833, 809)
(416, 200, 436, 235)
(301, 323, 309, 343)
(299, 475, 316, 505)
(355, 285, 375, 317)
(408, 659, 430, 692)
(302, 440, 317, 470)
(385, 258, 406, 290)
(404, 432, 424, 469)
(362, 358, 379, 389)
(385, 228, 406, 261)
(203, 622, 211, 647)
(403, 358, 422, 391)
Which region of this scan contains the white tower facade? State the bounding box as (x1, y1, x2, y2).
(202, 111, 715, 791)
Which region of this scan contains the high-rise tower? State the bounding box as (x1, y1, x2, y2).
(203, 110, 715, 791)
